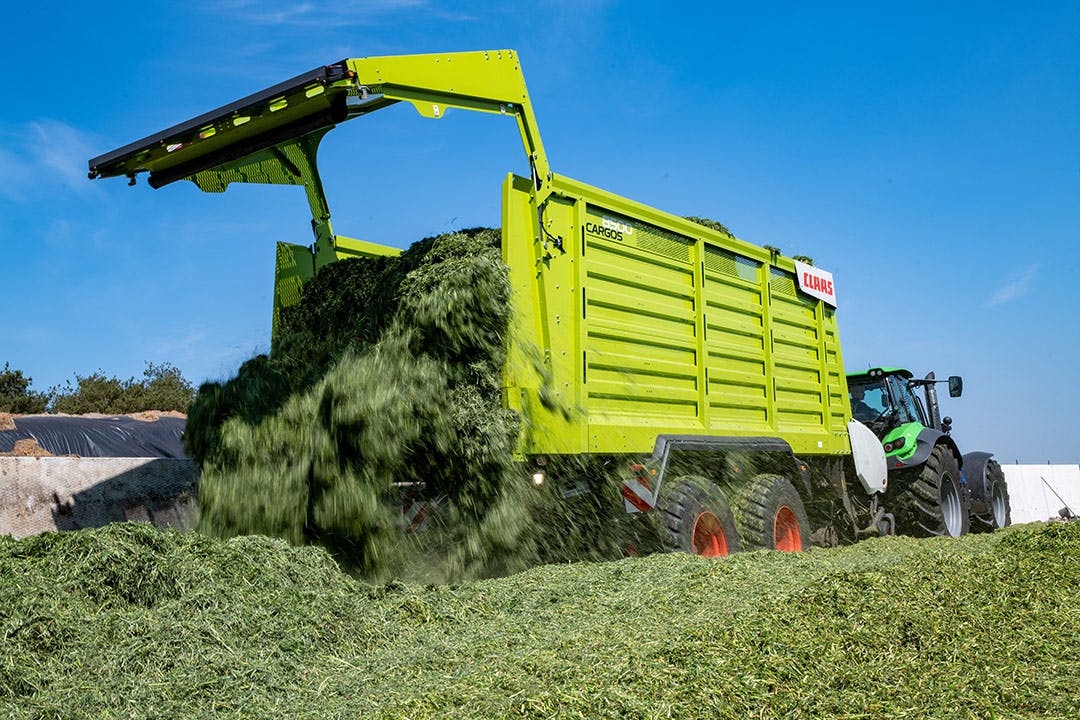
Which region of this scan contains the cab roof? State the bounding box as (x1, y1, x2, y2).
(846, 367, 913, 381)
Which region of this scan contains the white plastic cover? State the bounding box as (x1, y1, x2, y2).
(848, 419, 888, 494)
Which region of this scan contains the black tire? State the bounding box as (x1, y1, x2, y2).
(889, 444, 970, 537)
(736, 474, 809, 552)
(973, 459, 1011, 531)
(654, 475, 741, 557)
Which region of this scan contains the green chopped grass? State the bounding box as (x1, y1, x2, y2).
(2, 521, 1077, 718)
(188, 228, 541, 580)
(186, 228, 648, 582)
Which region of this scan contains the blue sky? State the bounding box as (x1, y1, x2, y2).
(2, 1, 1077, 463)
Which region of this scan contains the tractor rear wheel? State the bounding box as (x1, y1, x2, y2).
(890, 444, 970, 537)
(737, 474, 809, 552)
(974, 459, 1011, 531)
(654, 475, 740, 558)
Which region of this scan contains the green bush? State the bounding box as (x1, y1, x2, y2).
(48, 371, 125, 414)
(134, 362, 198, 412)
(0, 363, 48, 414)
(48, 362, 195, 414)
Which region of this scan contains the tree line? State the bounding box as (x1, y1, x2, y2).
(0, 362, 195, 414)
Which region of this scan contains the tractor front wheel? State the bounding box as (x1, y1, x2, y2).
(737, 474, 809, 552)
(890, 444, 970, 537)
(654, 475, 740, 558)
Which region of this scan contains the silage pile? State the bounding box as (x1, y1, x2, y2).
(2, 521, 1077, 718)
(187, 228, 631, 581)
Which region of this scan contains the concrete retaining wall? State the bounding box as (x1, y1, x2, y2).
(1002, 464, 1080, 524)
(3, 457, 1074, 539)
(0, 457, 198, 538)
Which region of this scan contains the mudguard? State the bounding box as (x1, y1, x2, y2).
(961, 451, 995, 510)
(890, 427, 962, 475)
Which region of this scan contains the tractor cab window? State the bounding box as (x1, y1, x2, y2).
(849, 380, 889, 423)
(886, 375, 922, 425)
(911, 390, 930, 427)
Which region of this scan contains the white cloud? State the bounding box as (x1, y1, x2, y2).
(28, 120, 98, 192)
(986, 264, 1040, 307)
(0, 120, 100, 203)
(0, 142, 34, 202)
(149, 330, 211, 361)
(214, 0, 470, 27)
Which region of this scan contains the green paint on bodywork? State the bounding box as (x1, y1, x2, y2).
(882, 422, 923, 461)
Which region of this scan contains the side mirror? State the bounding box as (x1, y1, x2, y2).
(948, 375, 963, 398)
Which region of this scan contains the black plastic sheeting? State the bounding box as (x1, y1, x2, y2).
(0, 416, 187, 458)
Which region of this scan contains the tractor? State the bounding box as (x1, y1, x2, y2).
(846, 367, 1011, 537)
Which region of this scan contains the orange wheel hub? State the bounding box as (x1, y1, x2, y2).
(773, 506, 802, 552)
(692, 511, 729, 557)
